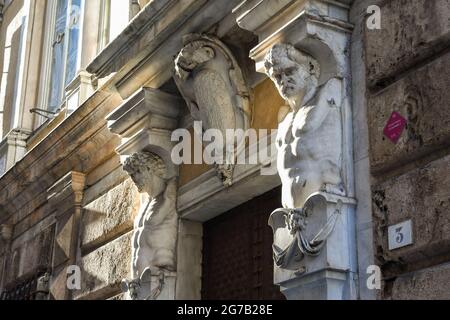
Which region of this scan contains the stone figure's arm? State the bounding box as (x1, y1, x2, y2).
(163, 178, 177, 206)
(143, 179, 177, 226)
(134, 194, 149, 229)
(295, 104, 330, 134)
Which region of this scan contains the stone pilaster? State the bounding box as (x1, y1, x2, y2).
(47, 172, 86, 300)
(0, 224, 13, 292)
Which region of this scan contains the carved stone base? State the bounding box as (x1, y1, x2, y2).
(279, 269, 356, 300)
(124, 271, 177, 301)
(273, 193, 358, 300)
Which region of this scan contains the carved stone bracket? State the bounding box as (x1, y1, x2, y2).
(269, 192, 357, 299)
(107, 87, 183, 300)
(174, 33, 251, 186)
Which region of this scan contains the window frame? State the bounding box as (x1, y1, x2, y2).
(36, 0, 85, 128)
(97, 0, 111, 52)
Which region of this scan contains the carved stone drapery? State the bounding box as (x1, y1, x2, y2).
(174, 33, 251, 186)
(235, 0, 358, 300)
(107, 88, 182, 300)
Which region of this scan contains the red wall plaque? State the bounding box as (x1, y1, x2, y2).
(384, 112, 407, 144)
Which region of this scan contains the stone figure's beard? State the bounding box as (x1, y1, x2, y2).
(284, 84, 318, 108)
(280, 86, 298, 99)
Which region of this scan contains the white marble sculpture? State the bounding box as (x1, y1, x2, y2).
(121, 151, 178, 300)
(265, 43, 345, 268)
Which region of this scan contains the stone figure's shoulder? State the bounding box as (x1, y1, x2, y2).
(278, 111, 294, 131)
(317, 78, 343, 107)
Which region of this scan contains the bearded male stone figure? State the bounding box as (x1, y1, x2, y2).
(265, 43, 345, 210)
(122, 151, 178, 300)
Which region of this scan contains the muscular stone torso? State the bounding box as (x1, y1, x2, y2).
(276, 79, 343, 209)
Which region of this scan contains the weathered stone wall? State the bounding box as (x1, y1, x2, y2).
(73, 171, 140, 300)
(6, 225, 54, 285)
(364, 0, 450, 299)
(81, 178, 139, 253)
(74, 232, 133, 300)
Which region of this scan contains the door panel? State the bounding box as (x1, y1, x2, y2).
(202, 187, 285, 300)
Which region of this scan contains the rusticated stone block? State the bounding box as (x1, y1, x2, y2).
(53, 212, 74, 268)
(368, 52, 450, 174)
(372, 155, 450, 265)
(81, 179, 139, 251)
(365, 0, 450, 87)
(74, 232, 132, 300)
(391, 262, 450, 300)
(6, 226, 55, 285)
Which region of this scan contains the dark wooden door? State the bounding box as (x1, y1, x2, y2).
(202, 187, 285, 300)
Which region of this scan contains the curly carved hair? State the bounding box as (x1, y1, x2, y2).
(264, 43, 321, 78)
(123, 151, 167, 180)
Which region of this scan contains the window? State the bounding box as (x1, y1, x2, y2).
(98, 0, 131, 51)
(47, 0, 84, 113)
(0, 269, 50, 301)
(0, 3, 29, 137)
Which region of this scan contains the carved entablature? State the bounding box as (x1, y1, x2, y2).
(174, 33, 251, 186)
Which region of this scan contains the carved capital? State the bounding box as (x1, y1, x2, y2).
(47, 172, 86, 212)
(0, 224, 13, 242)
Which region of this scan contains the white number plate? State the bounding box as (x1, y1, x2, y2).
(388, 220, 413, 251)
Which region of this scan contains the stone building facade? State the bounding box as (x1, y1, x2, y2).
(0, 0, 448, 300)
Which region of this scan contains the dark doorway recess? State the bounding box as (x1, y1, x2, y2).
(202, 187, 285, 300)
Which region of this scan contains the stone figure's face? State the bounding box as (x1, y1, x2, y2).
(128, 167, 166, 198)
(124, 152, 168, 198)
(265, 44, 320, 107)
(267, 57, 309, 101)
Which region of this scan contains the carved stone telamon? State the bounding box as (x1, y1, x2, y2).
(107, 87, 181, 300)
(174, 33, 251, 186)
(265, 43, 345, 208)
(121, 151, 178, 300)
(265, 43, 346, 269)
